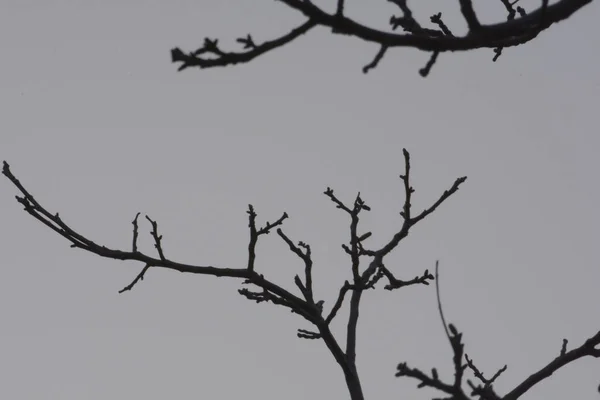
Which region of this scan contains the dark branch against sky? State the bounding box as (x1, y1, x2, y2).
(171, 0, 593, 75)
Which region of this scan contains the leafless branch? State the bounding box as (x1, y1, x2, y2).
(277, 228, 315, 303)
(503, 331, 600, 400)
(430, 13, 453, 37)
(247, 204, 288, 272)
(298, 328, 321, 339)
(145, 215, 166, 261)
(131, 212, 140, 252)
(9, 152, 597, 398)
(1, 161, 313, 321)
(396, 261, 477, 399)
(396, 362, 463, 397)
(435, 260, 451, 344)
(362, 45, 388, 74)
(419, 50, 439, 77)
(378, 263, 434, 290)
(173, 0, 592, 75)
(324, 187, 353, 214)
(465, 353, 507, 387)
(371, 149, 467, 260)
(171, 20, 317, 71)
(119, 264, 151, 293)
(325, 280, 351, 324)
(410, 175, 467, 225)
(3, 151, 473, 400)
(396, 260, 600, 400)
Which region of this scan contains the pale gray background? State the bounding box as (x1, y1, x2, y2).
(1, 1, 599, 399)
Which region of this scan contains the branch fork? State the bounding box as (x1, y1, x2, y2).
(3, 149, 470, 400)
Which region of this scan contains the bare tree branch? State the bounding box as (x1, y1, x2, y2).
(458, 0, 482, 31)
(378, 263, 434, 290)
(1, 161, 313, 320)
(503, 331, 600, 400)
(131, 212, 140, 253)
(362, 45, 388, 74)
(465, 353, 507, 388)
(435, 260, 451, 343)
(171, 20, 317, 71)
(325, 280, 351, 324)
(119, 264, 151, 293)
(6, 150, 597, 398)
(3, 147, 468, 400)
(370, 149, 467, 261)
(247, 204, 288, 272)
(145, 215, 166, 261)
(277, 228, 315, 303)
(321, 149, 466, 399)
(172, 0, 592, 75)
(396, 261, 498, 400)
(396, 260, 600, 400)
(324, 189, 370, 378)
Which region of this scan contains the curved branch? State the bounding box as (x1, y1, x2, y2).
(277, 0, 590, 49)
(171, 19, 317, 71)
(173, 0, 592, 74)
(1, 161, 317, 323)
(503, 331, 600, 400)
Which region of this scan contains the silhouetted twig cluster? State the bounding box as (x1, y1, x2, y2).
(394, 261, 600, 400)
(170, 0, 592, 76)
(3, 150, 465, 400)
(3, 147, 599, 399)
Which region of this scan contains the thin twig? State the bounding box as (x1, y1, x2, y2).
(131, 212, 140, 253)
(119, 264, 151, 293)
(435, 260, 451, 343)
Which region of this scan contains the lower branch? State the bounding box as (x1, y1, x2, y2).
(503, 331, 600, 400)
(397, 261, 600, 399)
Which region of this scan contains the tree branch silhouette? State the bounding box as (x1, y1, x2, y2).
(395, 261, 600, 400)
(3, 149, 465, 400)
(171, 0, 593, 76)
(5, 149, 598, 399)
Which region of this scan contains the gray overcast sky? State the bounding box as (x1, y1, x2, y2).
(1, 1, 599, 399)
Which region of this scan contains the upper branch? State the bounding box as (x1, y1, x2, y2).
(378, 263, 434, 290)
(173, 0, 592, 75)
(247, 204, 288, 272)
(325, 280, 351, 324)
(278, 0, 589, 48)
(410, 176, 467, 226)
(171, 20, 317, 71)
(368, 149, 466, 265)
(277, 228, 315, 304)
(458, 0, 482, 32)
(145, 215, 166, 261)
